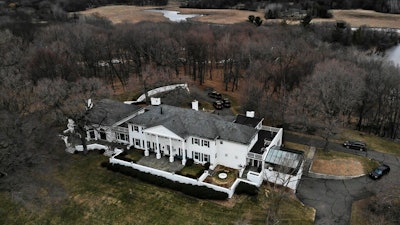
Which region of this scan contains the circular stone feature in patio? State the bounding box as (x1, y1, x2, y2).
(218, 172, 227, 179)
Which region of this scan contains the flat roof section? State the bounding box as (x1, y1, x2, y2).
(250, 129, 278, 154)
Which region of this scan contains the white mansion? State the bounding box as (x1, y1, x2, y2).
(82, 98, 304, 192)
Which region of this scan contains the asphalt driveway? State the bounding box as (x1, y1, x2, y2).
(285, 133, 400, 225)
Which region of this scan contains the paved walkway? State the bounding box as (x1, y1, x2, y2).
(302, 146, 316, 176)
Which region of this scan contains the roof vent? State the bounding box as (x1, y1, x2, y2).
(246, 111, 255, 118)
(192, 100, 199, 111)
(151, 97, 161, 106)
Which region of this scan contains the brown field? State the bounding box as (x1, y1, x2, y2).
(315, 9, 400, 29)
(79, 1, 265, 25)
(79, 1, 400, 29)
(311, 158, 364, 176)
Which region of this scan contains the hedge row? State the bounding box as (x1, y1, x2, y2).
(101, 162, 228, 200)
(234, 181, 259, 196)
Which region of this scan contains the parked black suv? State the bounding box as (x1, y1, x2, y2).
(222, 98, 231, 108)
(208, 91, 222, 99)
(369, 164, 390, 179)
(343, 140, 367, 151)
(213, 100, 223, 110)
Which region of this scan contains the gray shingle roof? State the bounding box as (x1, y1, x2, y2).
(87, 99, 142, 126)
(128, 105, 258, 144)
(234, 114, 263, 128)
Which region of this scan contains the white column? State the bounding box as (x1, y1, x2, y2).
(156, 135, 161, 159)
(144, 133, 149, 156)
(129, 125, 134, 146)
(169, 138, 174, 163)
(181, 139, 186, 165)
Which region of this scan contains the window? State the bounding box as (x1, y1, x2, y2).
(88, 130, 95, 139)
(116, 133, 129, 142)
(134, 126, 139, 132)
(202, 140, 210, 147)
(204, 154, 210, 162)
(194, 152, 200, 160)
(135, 139, 141, 147)
(192, 138, 200, 145)
(147, 141, 150, 148)
(99, 129, 107, 140)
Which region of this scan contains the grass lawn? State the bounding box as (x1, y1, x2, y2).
(350, 198, 370, 225)
(284, 141, 312, 156)
(335, 129, 400, 157)
(0, 153, 314, 225)
(285, 139, 378, 175)
(350, 187, 400, 225)
(314, 149, 379, 173)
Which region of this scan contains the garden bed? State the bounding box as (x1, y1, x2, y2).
(204, 165, 238, 188)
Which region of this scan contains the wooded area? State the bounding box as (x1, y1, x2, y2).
(0, 14, 400, 176)
(1, 3, 400, 188)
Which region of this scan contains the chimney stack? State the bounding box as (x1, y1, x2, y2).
(192, 100, 199, 111)
(246, 111, 255, 118)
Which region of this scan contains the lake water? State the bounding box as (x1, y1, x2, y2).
(386, 44, 400, 66)
(146, 9, 202, 22)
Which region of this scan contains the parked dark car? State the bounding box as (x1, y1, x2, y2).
(369, 164, 390, 179)
(208, 91, 222, 99)
(213, 100, 223, 110)
(343, 140, 367, 151)
(222, 98, 231, 108)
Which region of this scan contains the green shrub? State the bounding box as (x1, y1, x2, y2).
(234, 182, 259, 196)
(186, 159, 194, 166)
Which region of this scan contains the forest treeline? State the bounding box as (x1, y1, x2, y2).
(183, 0, 400, 14)
(1, 0, 399, 31)
(1, 13, 400, 175)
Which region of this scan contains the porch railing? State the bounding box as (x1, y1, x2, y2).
(247, 152, 263, 161)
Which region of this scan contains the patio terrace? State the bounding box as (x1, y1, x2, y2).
(117, 149, 245, 189)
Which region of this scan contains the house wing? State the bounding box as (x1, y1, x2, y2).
(87, 99, 142, 126)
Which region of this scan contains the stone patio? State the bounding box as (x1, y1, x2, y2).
(136, 153, 185, 173)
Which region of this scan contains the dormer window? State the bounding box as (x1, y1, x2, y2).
(192, 138, 200, 145)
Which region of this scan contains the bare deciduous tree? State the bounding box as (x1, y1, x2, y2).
(301, 59, 365, 150)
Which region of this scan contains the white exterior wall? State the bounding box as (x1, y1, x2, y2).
(261, 127, 283, 170)
(262, 161, 304, 191)
(128, 124, 146, 149)
(186, 136, 216, 164)
(86, 125, 115, 142)
(215, 140, 248, 169)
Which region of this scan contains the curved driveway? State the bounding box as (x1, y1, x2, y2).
(285, 133, 400, 225)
